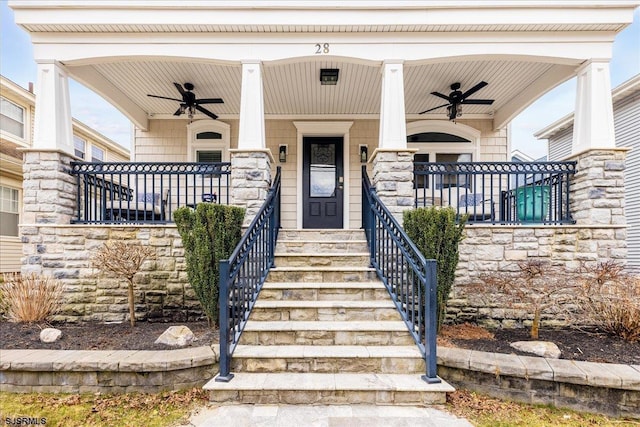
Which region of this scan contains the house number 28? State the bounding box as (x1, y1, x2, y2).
(315, 43, 330, 54)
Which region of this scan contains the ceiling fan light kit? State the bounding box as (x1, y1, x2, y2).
(147, 82, 224, 120)
(419, 81, 494, 121)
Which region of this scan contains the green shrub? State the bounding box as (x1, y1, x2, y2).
(174, 204, 245, 326)
(403, 206, 467, 331)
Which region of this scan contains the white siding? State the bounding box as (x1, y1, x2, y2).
(547, 126, 573, 161)
(0, 236, 21, 273)
(616, 92, 640, 269)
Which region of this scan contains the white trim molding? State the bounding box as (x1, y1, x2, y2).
(186, 119, 231, 162)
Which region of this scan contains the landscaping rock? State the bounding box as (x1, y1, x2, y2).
(510, 341, 561, 358)
(40, 328, 62, 343)
(154, 325, 196, 347)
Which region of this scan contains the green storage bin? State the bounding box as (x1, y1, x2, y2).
(516, 185, 550, 222)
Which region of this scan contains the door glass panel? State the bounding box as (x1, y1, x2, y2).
(310, 143, 336, 197)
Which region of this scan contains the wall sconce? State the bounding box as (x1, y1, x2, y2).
(279, 145, 288, 163)
(359, 145, 368, 163)
(320, 68, 339, 85)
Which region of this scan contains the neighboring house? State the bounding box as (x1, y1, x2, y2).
(536, 74, 640, 269)
(0, 75, 129, 273)
(7, 1, 638, 324)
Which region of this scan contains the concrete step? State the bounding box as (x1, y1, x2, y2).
(240, 321, 414, 346)
(205, 372, 454, 405)
(260, 282, 389, 301)
(250, 300, 401, 322)
(274, 253, 371, 268)
(231, 345, 425, 374)
(266, 267, 378, 283)
(276, 239, 368, 253)
(278, 229, 366, 242)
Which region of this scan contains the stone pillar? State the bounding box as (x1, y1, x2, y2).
(569, 148, 628, 226)
(378, 60, 407, 150)
(371, 149, 417, 223)
(572, 60, 616, 154)
(230, 149, 273, 226)
(20, 149, 77, 275)
(33, 61, 74, 154)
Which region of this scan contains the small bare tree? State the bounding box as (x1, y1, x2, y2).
(91, 241, 155, 327)
(578, 261, 640, 342)
(0, 273, 63, 323)
(471, 260, 579, 339)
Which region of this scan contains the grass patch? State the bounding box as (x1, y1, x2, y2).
(447, 390, 640, 426)
(0, 387, 208, 427)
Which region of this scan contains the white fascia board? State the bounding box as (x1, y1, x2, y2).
(11, 3, 638, 29)
(30, 32, 615, 64)
(0, 76, 35, 105)
(493, 64, 576, 130)
(71, 118, 130, 158)
(69, 65, 148, 131)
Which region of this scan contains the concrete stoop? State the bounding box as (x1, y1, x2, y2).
(204, 229, 453, 405)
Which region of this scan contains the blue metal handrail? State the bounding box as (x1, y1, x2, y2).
(69, 161, 231, 224)
(216, 167, 281, 382)
(362, 166, 440, 383)
(414, 161, 576, 224)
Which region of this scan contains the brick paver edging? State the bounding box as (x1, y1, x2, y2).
(0, 346, 218, 394)
(437, 346, 640, 419)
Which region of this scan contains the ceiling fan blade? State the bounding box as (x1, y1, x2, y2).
(147, 94, 183, 102)
(173, 82, 186, 95)
(430, 91, 451, 102)
(196, 98, 224, 104)
(460, 81, 488, 99)
(173, 107, 183, 116)
(419, 103, 451, 114)
(195, 105, 218, 120)
(461, 99, 494, 105)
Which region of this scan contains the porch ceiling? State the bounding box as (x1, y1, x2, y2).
(72, 57, 564, 125)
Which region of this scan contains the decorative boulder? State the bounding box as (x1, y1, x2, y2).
(510, 341, 561, 359)
(154, 325, 196, 347)
(40, 328, 62, 343)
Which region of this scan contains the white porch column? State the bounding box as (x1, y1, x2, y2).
(238, 60, 266, 149)
(572, 60, 616, 154)
(378, 60, 407, 150)
(232, 60, 272, 225)
(33, 61, 73, 154)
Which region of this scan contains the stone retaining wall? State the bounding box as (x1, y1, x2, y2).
(448, 224, 627, 327)
(0, 346, 217, 394)
(20, 224, 202, 323)
(438, 347, 640, 419)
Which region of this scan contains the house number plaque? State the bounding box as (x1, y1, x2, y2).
(315, 43, 330, 54)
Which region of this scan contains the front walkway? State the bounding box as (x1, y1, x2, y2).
(188, 403, 472, 427)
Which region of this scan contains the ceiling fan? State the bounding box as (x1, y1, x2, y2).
(147, 82, 223, 120)
(419, 81, 494, 120)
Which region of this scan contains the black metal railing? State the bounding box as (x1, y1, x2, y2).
(216, 167, 281, 382)
(414, 161, 577, 224)
(362, 166, 439, 383)
(70, 162, 230, 224)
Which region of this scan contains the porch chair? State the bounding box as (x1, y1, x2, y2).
(104, 188, 169, 222)
(457, 193, 495, 222)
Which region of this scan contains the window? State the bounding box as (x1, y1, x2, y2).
(187, 121, 230, 163)
(0, 97, 25, 139)
(0, 186, 19, 237)
(435, 153, 473, 189)
(74, 136, 86, 159)
(91, 146, 104, 162)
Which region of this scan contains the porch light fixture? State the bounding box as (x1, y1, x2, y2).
(279, 145, 288, 163)
(320, 68, 339, 85)
(359, 145, 368, 163)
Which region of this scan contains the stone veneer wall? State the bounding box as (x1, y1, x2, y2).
(448, 225, 627, 327)
(21, 225, 201, 323)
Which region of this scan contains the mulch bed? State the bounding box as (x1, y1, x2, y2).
(0, 321, 217, 351)
(1, 321, 638, 366)
(440, 323, 640, 365)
